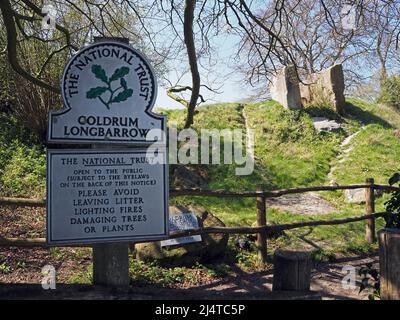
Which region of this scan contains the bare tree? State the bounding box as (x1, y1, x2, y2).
(2, 0, 400, 129)
(361, 0, 400, 83)
(0, 0, 298, 129)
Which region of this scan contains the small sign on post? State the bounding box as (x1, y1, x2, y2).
(161, 213, 202, 247)
(47, 38, 168, 287)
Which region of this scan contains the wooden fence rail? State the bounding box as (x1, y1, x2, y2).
(0, 212, 386, 248)
(1, 183, 399, 207)
(0, 180, 398, 264)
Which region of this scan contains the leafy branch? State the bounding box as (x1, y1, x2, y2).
(384, 172, 400, 229)
(359, 263, 380, 300)
(86, 65, 133, 109)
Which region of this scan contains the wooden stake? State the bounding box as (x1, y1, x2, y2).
(379, 229, 400, 300)
(256, 185, 268, 266)
(365, 178, 376, 243)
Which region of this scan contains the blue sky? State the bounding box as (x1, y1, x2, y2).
(154, 32, 257, 110)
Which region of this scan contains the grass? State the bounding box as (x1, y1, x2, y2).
(70, 257, 235, 287)
(69, 265, 93, 285)
(165, 97, 400, 267)
(1, 96, 400, 279)
(129, 259, 201, 287)
(333, 124, 400, 185)
(244, 100, 344, 188)
(0, 263, 12, 274)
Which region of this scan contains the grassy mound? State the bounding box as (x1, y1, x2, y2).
(164, 97, 400, 260)
(1, 97, 400, 265)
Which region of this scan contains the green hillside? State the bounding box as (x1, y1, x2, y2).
(164, 98, 400, 190)
(163, 98, 400, 260)
(1, 97, 400, 262)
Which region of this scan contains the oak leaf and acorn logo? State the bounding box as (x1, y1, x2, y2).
(86, 64, 133, 109)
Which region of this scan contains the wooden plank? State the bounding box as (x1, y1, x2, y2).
(0, 197, 45, 207)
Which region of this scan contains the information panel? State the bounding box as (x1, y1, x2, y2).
(160, 213, 202, 247)
(47, 149, 168, 245)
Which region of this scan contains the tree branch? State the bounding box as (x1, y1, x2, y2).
(0, 0, 60, 94)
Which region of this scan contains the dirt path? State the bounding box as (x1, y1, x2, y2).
(0, 253, 378, 300)
(328, 127, 365, 180)
(241, 105, 255, 161)
(241, 105, 338, 215)
(266, 127, 366, 215)
(266, 193, 337, 214)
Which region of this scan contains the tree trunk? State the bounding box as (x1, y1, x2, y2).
(183, 0, 200, 129)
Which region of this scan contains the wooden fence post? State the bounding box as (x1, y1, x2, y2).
(256, 185, 268, 266)
(273, 250, 311, 291)
(365, 178, 376, 243)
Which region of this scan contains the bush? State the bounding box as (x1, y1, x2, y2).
(379, 76, 400, 110)
(0, 114, 46, 197)
(0, 143, 46, 197)
(0, 114, 35, 171)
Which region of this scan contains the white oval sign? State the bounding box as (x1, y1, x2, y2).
(48, 41, 165, 145)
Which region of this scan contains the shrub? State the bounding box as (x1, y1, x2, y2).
(379, 76, 400, 110)
(0, 113, 45, 197)
(10, 74, 61, 143)
(0, 141, 46, 198)
(0, 113, 36, 171)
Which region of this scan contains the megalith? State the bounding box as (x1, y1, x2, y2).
(270, 65, 303, 110)
(299, 64, 346, 114)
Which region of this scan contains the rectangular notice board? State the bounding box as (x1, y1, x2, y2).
(47, 148, 169, 245)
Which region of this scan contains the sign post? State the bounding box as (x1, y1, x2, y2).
(47, 37, 168, 287)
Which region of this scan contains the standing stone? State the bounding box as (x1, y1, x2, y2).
(299, 64, 345, 115)
(321, 64, 345, 115)
(299, 73, 318, 106)
(270, 65, 303, 110)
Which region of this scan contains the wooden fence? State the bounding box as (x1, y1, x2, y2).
(0, 178, 399, 265)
